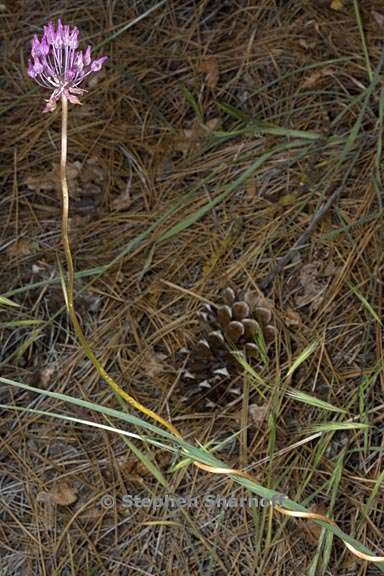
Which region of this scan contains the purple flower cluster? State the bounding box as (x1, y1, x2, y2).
(28, 19, 108, 112)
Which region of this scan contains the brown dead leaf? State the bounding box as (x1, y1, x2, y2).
(340, 554, 358, 571)
(302, 70, 323, 89)
(30, 366, 55, 387)
(199, 56, 219, 90)
(205, 117, 222, 132)
(117, 451, 171, 479)
(301, 503, 328, 545)
(173, 117, 221, 156)
(298, 38, 317, 50)
(233, 403, 269, 427)
(79, 156, 104, 185)
(7, 238, 33, 258)
(78, 505, 102, 521)
(80, 290, 102, 313)
(70, 214, 92, 228)
(25, 161, 81, 195)
(302, 67, 335, 89)
(323, 260, 337, 276)
(32, 259, 49, 275)
(25, 159, 104, 207)
(283, 307, 301, 327)
(295, 263, 327, 309)
(24, 170, 58, 193)
(66, 161, 82, 182)
(111, 184, 131, 211)
(173, 120, 203, 155)
(174, 123, 204, 155)
(248, 403, 269, 426)
(48, 481, 78, 506)
(142, 350, 168, 378)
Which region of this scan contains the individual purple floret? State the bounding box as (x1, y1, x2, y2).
(27, 19, 108, 112)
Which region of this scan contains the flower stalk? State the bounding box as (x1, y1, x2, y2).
(58, 92, 180, 437)
(23, 16, 181, 437)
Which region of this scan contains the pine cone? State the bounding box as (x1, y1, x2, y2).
(180, 287, 277, 408)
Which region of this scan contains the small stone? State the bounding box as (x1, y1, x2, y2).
(48, 482, 78, 506)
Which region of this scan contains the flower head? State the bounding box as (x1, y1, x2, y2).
(27, 19, 108, 112)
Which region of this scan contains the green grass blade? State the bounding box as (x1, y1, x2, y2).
(95, 0, 167, 49)
(286, 340, 319, 379)
(305, 422, 369, 434)
(180, 85, 204, 123)
(0, 295, 20, 307)
(0, 320, 45, 328)
(348, 283, 383, 326)
(287, 390, 347, 414)
(1, 375, 383, 569)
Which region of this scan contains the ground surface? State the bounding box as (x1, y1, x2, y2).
(0, 1, 383, 574)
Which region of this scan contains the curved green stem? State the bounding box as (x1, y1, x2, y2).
(59, 96, 179, 438)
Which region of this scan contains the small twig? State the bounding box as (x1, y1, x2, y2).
(259, 186, 342, 290)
